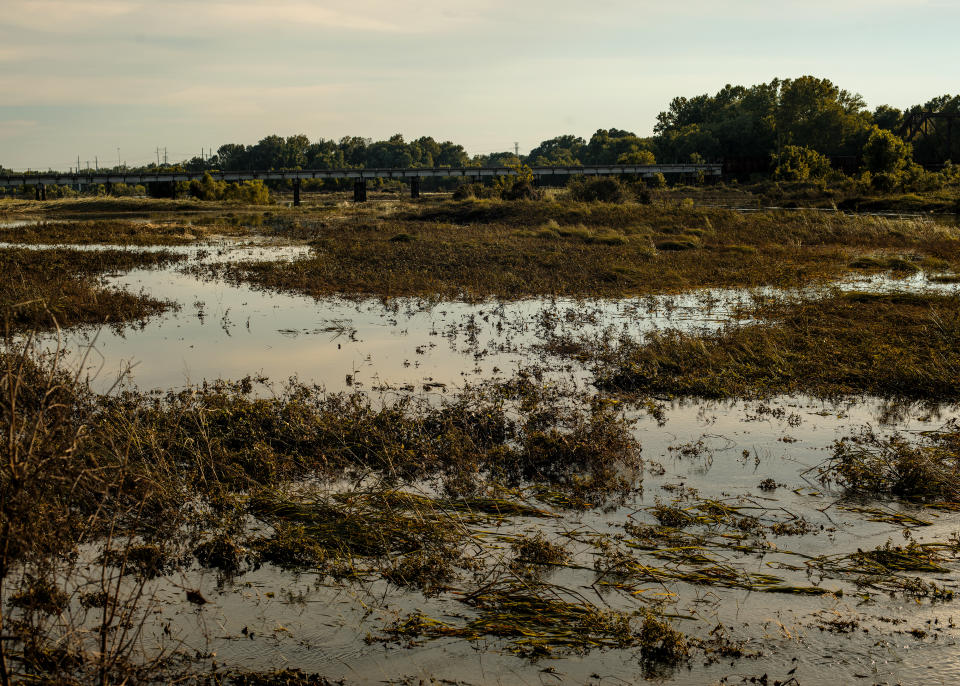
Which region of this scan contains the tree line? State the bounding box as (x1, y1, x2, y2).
(2, 75, 958, 192)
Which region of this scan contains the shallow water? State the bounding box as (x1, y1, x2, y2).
(10, 235, 960, 683)
(30, 240, 763, 394)
(146, 393, 960, 685)
(27, 239, 960, 397)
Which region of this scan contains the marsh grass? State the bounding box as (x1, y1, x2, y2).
(820, 424, 960, 502)
(0, 334, 196, 684)
(0, 218, 250, 245)
(588, 291, 960, 400)
(0, 197, 217, 216)
(0, 247, 183, 332)
(0, 337, 652, 679)
(185, 200, 960, 300)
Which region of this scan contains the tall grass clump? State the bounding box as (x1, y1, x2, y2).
(0, 321, 189, 684)
(820, 425, 960, 502)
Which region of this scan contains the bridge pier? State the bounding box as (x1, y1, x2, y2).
(35, 183, 46, 201)
(410, 177, 421, 199)
(293, 178, 301, 206)
(353, 179, 367, 202)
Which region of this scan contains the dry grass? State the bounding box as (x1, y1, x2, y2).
(180, 200, 960, 300)
(0, 247, 182, 332)
(586, 291, 960, 400)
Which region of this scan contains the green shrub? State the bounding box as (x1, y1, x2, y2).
(567, 176, 631, 203)
(773, 145, 832, 182)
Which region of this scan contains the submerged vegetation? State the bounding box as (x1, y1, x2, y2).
(821, 423, 960, 502)
(0, 339, 656, 681)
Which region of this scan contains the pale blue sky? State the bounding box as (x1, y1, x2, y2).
(1, 0, 957, 170)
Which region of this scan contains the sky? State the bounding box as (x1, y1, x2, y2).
(1, 0, 958, 170)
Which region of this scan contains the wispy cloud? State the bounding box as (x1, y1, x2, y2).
(0, 120, 39, 139)
(1, 0, 496, 35)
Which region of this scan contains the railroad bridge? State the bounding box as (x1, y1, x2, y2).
(0, 163, 722, 204)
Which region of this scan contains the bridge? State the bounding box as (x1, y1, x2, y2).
(0, 163, 722, 204)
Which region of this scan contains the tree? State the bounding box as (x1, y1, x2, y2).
(216, 143, 249, 171)
(435, 141, 468, 167)
(526, 135, 584, 166)
(862, 126, 912, 175)
(773, 145, 832, 181)
(338, 136, 370, 167)
(306, 139, 344, 169)
(366, 134, 413, 168)
(282, 134, 311, 168)
(248, 135, 286, 169)
(872, 105, 902, 131)
(617, 150, 656, 165)
(653, 76, 871, 164)
(654, 124, 721, 163)
(582, 129, 655, 165)
(775, 76, 868, 155)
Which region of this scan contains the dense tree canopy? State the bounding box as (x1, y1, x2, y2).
(208, 134, 468, 172)
(652, 76, 871, 162)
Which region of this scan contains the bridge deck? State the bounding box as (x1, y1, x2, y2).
(0, 163, 721, 187)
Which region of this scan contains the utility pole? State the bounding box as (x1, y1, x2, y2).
(117, 147, 121, 168)
(164, 147, 167, 165)
(156, 147, 160, 166)
(514, 142, 519, 157)
(95, 156, 98, 171)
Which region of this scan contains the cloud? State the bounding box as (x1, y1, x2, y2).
(0, 1, 137, 32)
(0, 120, 39, 139)
(0, 0, 500, 36)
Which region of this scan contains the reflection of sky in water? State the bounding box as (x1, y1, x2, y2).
(33, 242, 764, 393)
(30, 240, 960, 396)
(15, 239, 960, 684)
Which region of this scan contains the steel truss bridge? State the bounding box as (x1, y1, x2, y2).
(0, 163, 722, 203)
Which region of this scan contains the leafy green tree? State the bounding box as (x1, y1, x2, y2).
(872, 105, 903, 131)
(282, 134, 311, 168)
(617, 150, 656, 164)
(366, 134, 414, 168)
(413, 136, 442, 167)
(476, 152, 521, 167)
(215, 143, 249, 171)
(654, 76, 870, 163)
(435, 142, 469, 167)
(862, 126, 912, 175)
(338, 136, 370, 167)
(775, 76, 868, 155)
(526, 135, 584, 165)
(582, 129, 655, 164)
(654, 124, 721, 162)
(306, 139, 344, 169)
(248, 135, 286, 169)
(773, 145, 832, 181)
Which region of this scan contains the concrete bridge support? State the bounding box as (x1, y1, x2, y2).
(293, 178, 301, 206)
(410, 177, 421, 199)
(353, 179, 367, 202)
(35, 183, 46, 201)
